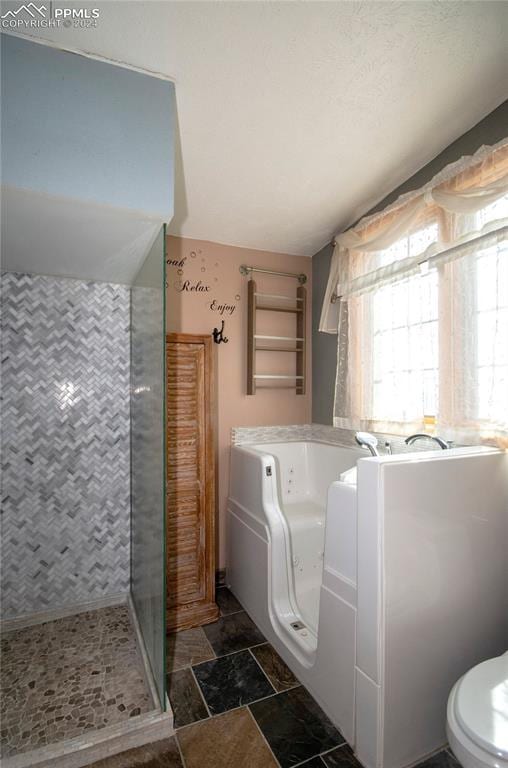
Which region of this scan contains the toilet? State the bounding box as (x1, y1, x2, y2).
(447, 652, 508, 768)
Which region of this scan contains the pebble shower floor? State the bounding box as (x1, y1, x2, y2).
(0, 605, 153, 758)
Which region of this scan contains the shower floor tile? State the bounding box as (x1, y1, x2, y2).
(0, 604, 154, 759)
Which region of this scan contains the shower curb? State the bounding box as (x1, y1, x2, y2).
(0, 593, 129, 633)
(1, 707, 174, 768)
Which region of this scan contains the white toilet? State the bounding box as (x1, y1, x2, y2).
(447, 651, 508, 768)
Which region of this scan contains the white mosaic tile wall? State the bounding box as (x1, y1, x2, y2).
(1, 273, 131, 620)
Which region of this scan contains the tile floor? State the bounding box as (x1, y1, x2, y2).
(86, 588, 463, 768)
(0, 604, 154, 758)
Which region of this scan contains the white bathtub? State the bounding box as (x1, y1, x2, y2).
(227, 438, 508, 768)
(227, 440, 363, 742)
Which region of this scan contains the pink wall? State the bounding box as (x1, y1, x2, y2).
(166, 236, 312, 568)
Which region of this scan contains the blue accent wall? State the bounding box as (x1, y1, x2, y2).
(1, 34, 174, 220)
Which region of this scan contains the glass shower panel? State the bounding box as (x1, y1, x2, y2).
(130, 225, 166, 709)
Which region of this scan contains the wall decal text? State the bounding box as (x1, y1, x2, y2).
(210, 299, 236, 316)
(167, 256, 187, 269)
(177, 279, 210, 293)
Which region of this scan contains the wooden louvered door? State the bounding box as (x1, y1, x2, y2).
(166, 333, 218, 632)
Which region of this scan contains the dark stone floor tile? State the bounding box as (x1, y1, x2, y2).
(322, 744, 361, 767)
(250, 643, 298, 692)
(249, 686, 344, 768)
(193, 650, 274, 715)
(298, 757, 326, 767)
(167, 668, 209, 728)
(415, 749, 461, 768)
(85, 736, 183, 767)
(216, 587, 243, 616)
(203, 611, 265, 656)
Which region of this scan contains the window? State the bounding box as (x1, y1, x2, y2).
(329, 147, 508, 445)
(473, 198, 508, 425)
(370, 225, 439, 423)
(358, 207, 508, 435)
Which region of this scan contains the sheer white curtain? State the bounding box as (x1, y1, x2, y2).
(319, 140, 508, 446)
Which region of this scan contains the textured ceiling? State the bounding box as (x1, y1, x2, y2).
(7, 1, 508, 256)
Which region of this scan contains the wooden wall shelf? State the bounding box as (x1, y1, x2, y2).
(247, 279, 306, 395)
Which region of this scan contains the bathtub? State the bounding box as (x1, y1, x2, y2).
(227, 438, 508, 768)
(227, 440, 364, 742)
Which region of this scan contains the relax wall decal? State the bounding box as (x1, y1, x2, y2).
(176, 279, 210, 293)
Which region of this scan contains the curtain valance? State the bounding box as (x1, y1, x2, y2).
(319, 141, 508, 333)
(336, 224, 507, 301)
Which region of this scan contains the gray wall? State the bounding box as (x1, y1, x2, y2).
(312, 100, 508, 424)
(1, 273, 131, 619)
(312, 242, 338, 425)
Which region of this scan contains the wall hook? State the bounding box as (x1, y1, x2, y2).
(212, 320, 229, 344)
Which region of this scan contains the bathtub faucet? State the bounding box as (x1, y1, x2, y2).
(405, 433, 450, 449)
(355, 431, 380, 457)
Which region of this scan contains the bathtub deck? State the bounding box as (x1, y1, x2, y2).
(83, 588, 462, 768)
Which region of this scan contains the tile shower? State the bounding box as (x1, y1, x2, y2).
(1, 273, 131, 618)
(0, 231, 168, 766)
